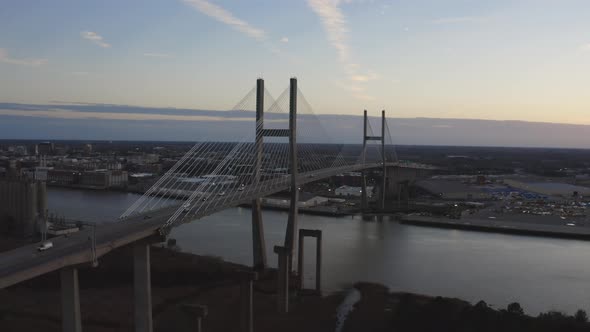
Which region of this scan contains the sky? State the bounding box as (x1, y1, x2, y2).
(3, 102, 590, 149)
(1, 0, 590, 132)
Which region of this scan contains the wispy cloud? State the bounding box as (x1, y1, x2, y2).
(0, 48, 48, 66)
(307, 0, 351, 65)
(0, 107, 286, 122)
(307, 0, 376, 101)
(80, 31, 111, 48)
(430, 16, 486, 24)
(143, 53, 174, 58)
(350, 72, 378, 82)
(182, 0, 266, 41)
(580, 43, 590, 52)
(280, 37, 289, 43)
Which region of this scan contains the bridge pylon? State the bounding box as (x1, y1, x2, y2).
(361, 110, 387, 212)
(251, 78, 267, 271)
(261, 77, 300, 313)
(251, 77, 300, 277)
(284, 77, 299, 264)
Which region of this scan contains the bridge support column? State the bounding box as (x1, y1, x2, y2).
(251, 198, 266, 270)
(182, 304, 208, 332)
(134, 243, 153, 332)
(297, 229, 322, 293)
(284, 77, 299, 271)
(361, 110, 368, 212)
(252, 78, 267, 271)
(60, 267, 82, 332)
(274, 246, 290, 313)
(361, 173, 368, 211)
(238, 271, 258, 332)
(380, 110, 386, 211)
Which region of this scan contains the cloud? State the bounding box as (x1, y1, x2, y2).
(350, 72, 378, 82)
(182, 0, 266, 41)
(430, 16, 485, 24)
(81, 31, 111, 48)
(0, 108, 257, 122)
(143, 53, 174, 58)
(0, 107, 289, 130)
(580, 44, 590, 52)
(307, 0, 377, 101)
(307, 0, 351, 65)
(280, 37, 289, 43)
(0, 48, 48, 66)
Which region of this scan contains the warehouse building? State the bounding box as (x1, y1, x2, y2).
(0, 177, 47, 238)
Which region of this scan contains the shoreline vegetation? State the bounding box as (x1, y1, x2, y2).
(1, 245, 589, 331)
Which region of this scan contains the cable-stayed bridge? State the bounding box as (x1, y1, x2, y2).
(0, 78, 434, 331)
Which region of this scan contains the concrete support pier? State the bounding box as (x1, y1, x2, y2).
(315, 233, 322, 292)
(380, 110, 386, 211)
(61, 267, 82, 332)
(251, 198, 267, 270)
(238, 271, 258, 332)
(251, 78, 267, 271)
(361, 110, 368, 211)
(182, 304, 208, 332)
(284, 77, 299, 271)
(274, 246, 290, 313)
(297, 229, 322, 293)
(361, 173, 368, 211)
(134, 243, 153, 332)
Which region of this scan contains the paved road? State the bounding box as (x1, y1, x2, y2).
(1, 162, 428, 288)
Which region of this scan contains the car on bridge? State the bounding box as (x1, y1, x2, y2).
(182, 203, 191, 212)
(37, 241, 53, 251)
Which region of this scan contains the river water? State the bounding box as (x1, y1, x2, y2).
(48, 187, 590, 315)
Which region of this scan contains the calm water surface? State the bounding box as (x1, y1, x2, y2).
(48, 187, 590, 315)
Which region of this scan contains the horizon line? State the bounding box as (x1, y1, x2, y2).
(1, 101, 589, 128)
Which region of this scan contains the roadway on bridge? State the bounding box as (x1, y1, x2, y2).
(0, 162, 426, 288)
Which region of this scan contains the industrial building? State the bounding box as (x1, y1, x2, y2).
(334, 172, 362, 186)
(47, 169, 128, 189)
(126, 153, 160, 165)
(0, 177, 47, 238)
(262, 192, 329, 208)
(335, 185, 374, 198)
(37, 142, 54, 156)
(416, 180, 492, 201)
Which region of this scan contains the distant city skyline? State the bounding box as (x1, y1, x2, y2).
(1, 0, 590, 126)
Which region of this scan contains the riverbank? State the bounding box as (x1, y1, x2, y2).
(0, 244, 342, 332)
(2, 245, 589, 332)
(239, 203, 358, 216)
(42, 187, 590, 315)
(400, 214, 590, 240)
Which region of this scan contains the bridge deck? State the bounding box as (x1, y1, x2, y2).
(0, 162, 432, 288)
